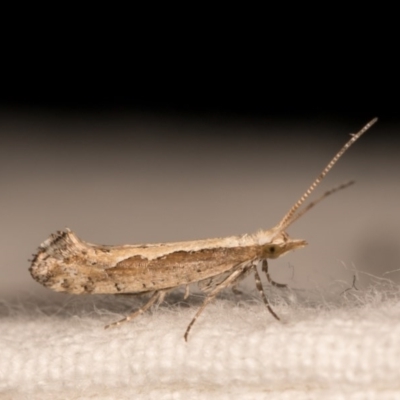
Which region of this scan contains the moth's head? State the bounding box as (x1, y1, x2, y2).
(259, 120, 378, 261)
(261, 231, 307, 259)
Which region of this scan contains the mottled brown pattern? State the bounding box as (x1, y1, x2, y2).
(106, 247, 259, 292)
(31, 233, 289, 294)
(30, 228, 305, 295)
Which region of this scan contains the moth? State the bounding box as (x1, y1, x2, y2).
(30, 118, 377, 340)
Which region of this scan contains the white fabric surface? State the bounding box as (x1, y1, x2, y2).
(1, 283, 400, 400)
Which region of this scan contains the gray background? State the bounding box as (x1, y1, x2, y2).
(1, 111, 399, 303)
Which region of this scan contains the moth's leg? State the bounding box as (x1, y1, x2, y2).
(262, 259, 287, 288)
(254, 265, 280, 321)
(231, 264, 254, 295)
(105, 289, 168, 329)
(231, 285, 243, 296)
(184, 266, 247, 341)
(183, 284, 190, 300)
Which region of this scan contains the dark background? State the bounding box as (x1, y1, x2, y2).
(1, 73, 397, 124)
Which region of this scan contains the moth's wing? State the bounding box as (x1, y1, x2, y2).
(30, 229, 261, 295)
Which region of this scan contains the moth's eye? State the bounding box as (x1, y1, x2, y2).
(269, 246, 276, 254)
(262, 244, 278, 259)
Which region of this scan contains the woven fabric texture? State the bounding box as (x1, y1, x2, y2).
(1, 286, 400, 400)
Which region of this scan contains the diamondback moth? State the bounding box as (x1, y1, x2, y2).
(30, 118, 377, 340)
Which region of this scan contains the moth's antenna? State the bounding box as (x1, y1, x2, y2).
(276, 118, 378, 233)
(285, 180, 354, 227)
